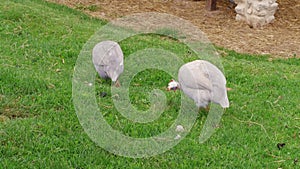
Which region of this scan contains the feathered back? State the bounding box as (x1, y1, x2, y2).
(178, 60, 229, 108)
(92, 41, 124, 82)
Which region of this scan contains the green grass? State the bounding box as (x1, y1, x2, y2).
(1, 0, 300, 168)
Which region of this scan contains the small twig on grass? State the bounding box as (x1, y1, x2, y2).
(266, 153, 281, 159)
(231, 115, 270, 139)
(266, 152, 292, 164)
(115, 115, 122, 129)
(273, 160, 286, 163)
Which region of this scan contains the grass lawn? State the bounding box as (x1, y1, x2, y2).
(1, 0, 299, 168)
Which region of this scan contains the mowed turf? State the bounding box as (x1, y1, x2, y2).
(1, 0, 300, 168)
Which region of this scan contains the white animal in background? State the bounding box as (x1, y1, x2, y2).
(92, 40, 124, 87)
(167, 60, 229, 109)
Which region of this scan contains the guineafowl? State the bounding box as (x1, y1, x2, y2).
(167, 60, 229, 109)
(92, 40, 124, 87)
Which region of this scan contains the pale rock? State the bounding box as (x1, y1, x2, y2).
(175, 125, 185, 132)
(235, 0, 278, 28)
(174, 134, 181, 140)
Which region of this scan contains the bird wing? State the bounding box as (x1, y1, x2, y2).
(105, 43, 124, 81)
(179, 83, 211, 108)
(201, 60, 229, 108)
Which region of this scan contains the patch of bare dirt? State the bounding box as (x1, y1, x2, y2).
(48, 0, 300, 58)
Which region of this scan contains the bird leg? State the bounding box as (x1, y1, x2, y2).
(199, 105, 210, 113)
(205, 105, 210, 112)
(114, 79, 121, 87)
(226, 87, 232, 91)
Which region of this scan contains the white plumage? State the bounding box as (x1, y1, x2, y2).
(92, 40, 124, 86)
(169, 60, 229, 108)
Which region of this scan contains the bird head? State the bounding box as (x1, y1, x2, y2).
(167, 79, 180, 91)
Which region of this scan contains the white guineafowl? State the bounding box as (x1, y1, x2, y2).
(167, 60, 229, 109)
(92, 40, 124, 87)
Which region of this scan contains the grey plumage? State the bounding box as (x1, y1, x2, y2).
(92, 41, 124, 85)
(176, 60, 229, 108)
